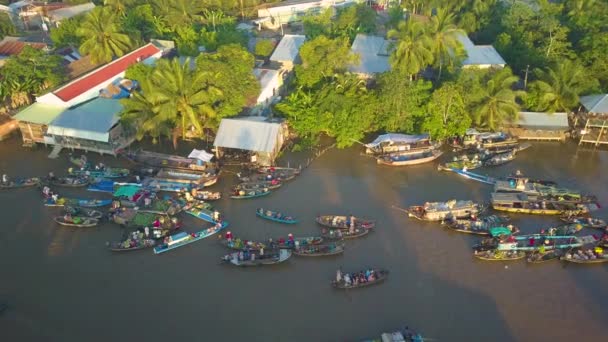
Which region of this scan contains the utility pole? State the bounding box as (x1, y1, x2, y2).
(524, 65, 530, 90)
(240, 0, 244, 20)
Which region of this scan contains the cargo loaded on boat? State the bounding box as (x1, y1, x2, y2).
(490, 192, 595, 215)
(407, 200, 482, 221)
(365, 133, 440, 155)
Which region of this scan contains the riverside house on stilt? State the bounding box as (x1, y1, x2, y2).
(508, 112, 570, 142)
(576, 94, 608, 147)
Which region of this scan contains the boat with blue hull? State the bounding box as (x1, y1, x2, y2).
(256, 208, 297, 224)
(69, 168, 130, 179)
(183, 200, 219, 224)
(153, 221, 228, 254)
(45, 197, 113, 208)
(88, 180, 142, 193)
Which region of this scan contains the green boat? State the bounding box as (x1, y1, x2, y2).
(69, 167, 130, 179)
(230, 188, 271, 199)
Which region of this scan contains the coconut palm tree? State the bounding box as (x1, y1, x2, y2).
(529, 60, 594, 113)
(388, 20, 434, 80)
(428, 8, 465, 81)
(471, 68, 524, 131)
(153, 0, 204, 28)
(78, 7, 133, 64)
(103, 0, 135, 16)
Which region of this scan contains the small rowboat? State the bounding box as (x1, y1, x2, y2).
(561, 248, 608, 264)
(69, 168, 130, 179)
(222, 249, 292, 266)
(293, 242, 345, 257)
(230, 188, 271, 199)
(153, 221, 228, 254)
(48, 176, 89, 188)
(316, 215, 375, 230)
(256, 209, 297, 224)
(257, 166, 302, 180)
(45, 198, 112, 208)
(483, 150, 515, 166)
(560, 216, 607, 229)
(527, 250, 562, 264)
(53, 216, 99, 227)
(64, 206, 103, 219)
(332, 269, 389, 289)
(107, 239, 156, 252)
(235, 180, 282, 191)
(321, 227, 370, 240)
(473, 249, 526, 261)
(0, 177, 40, 189)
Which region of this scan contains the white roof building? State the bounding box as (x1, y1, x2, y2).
(580, 94, 608, 114)
(269, 34, 306, 65)
(254, 68, 282, 106)
(349, 34, 391, 77)
(456, 33, 506, 69)
(47, 2, 95, 23)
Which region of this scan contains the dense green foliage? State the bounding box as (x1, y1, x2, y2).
(254, 40, 274, 57)
(0, 12, 15, 41)
(78, 7, 134, 63)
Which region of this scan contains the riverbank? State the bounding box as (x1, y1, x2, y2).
(0, 136, 607, 342)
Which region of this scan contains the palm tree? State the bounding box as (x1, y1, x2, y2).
(103, 0, 135, 16)
(201, 9, 234, 32)
(78, 7, 133, 64)
(428, 8, 465, 81)
(388, 20, 434, 80)
(529, 60, 593, 113)
(471, 68, 523, 131)
(121, 58, 222, 147)
(153, 0, 204, 28)
(567, 0, 596, 17)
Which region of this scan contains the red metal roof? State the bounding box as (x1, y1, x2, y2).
(0, 41, 46, 56)
(53, 44, 161, 102)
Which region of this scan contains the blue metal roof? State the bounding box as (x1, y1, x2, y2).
(47, 98, 123, 142)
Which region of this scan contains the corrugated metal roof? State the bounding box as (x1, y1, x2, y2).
(456, 33, 505, 67)
(214, 117, 282, 153)
(0, 39, 46, 56)
(580, 94, 608, 114)
(517, 112, 569, 129)
(47, 98, 122, 142)
(13, 103, 65, 124)
(53, 43, 161, 102)
(349, 34, 391, 75)
(269, 34, 306, 63)
(48, 2, 95, 21)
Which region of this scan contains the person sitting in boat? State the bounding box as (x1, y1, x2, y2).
(1, 174, 8, 184)
(51, 193, 59, 203)
(64, 213, 72, 223)
(344, 273, 351, 285)
(213, 211, 221, 222)
(336, 269, 342, 282)
(42, 186, 51, 197)
(153, 218, 161, 228)
(225, 231, 233, 241)
(287, 233, 295, 247)
(266, 210, 273, 217)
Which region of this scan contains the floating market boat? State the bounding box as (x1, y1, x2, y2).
(293, 242, 345, 257)
(191, 191, 221, 201)
(141, 177, 197, 192)
(221, 249, 292, 266)
(560, 215, 607, 229)
(320, 227, 371, 240)
(134, 197, 184, 215)
(219, 237, 266, 251)
(107, 238, 156, 252)
(443, 215, 513, 235)
(0, 177, 40, 189)
(406, 200, 482, 221)
(315, 215, 375, 229)
(474, 249, 526, 261)
(272, 236, 324, 249)
(331, 269, 389, 289)
(153, 221, 228, 255)
(484, 142, 531, 154)
(123, 149, 214, 171)
(69, 167, 130, 179)
(230, 187, 271, 199)
(63, 206, 103, 219)
(365, 133, 439, 155)
(561, 247, 608, 264)
(362, 327, 425, 342)
(483, 150, 515, 166)
(54, 216, 99, 227)
(69, 155, 88, 168)
(527, 250, 563, 264)
(88, 180, 141, 193)
(458, 130, 519, 150)
(256, 208, 297, 224)
(155, 168, 218, 187)
(443, 167, 496, 184)
(437, 158, 483, 171)
(47, 176, 89, 188)
(183, 200, 219, 224)
(45, 197, 112, 208)
(493, 179, 595, 203)
(235, 180, 282, 191)
(256, 166, 302, 181)
(112, 209, 181, 230)
(377, 149, 443, 166)
(540, 223, 583, 236)
(491, 192, 592, 215)
(476, 234, 596, 252)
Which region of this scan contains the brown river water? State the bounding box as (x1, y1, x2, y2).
(0, 136, 607, 342)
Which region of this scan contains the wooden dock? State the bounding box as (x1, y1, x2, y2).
(577, 117, 608, 146)
(508, 128, 567, 142)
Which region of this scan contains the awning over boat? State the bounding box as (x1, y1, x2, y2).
(114, 185, 141, 198)
(490, 227, 513, 237)
(365, 133, 430, 148)
(188, 149, 213, 162)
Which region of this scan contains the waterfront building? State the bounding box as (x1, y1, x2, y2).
(508, 112, 570, 142)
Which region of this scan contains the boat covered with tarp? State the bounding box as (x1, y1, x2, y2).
(155, 168, 218, 187)
(377, 149, 443, 166)
(407, 200, 482, 221)
(123, 149, 214, 171)
(88, 181, 141, 193)
(316, 215, 375, 229)
(365, 133, 438, 155)
(443, 215, 512, 235)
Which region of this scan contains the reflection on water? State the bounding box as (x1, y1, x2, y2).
(0, 137, 607, 341)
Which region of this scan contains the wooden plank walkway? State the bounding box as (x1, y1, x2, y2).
(48, 145, 63, 159)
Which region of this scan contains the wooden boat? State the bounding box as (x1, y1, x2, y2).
(155, 168, 218, 187)
(141, 177, 197, 192)
(293, 242, 345, 257)
(221, 249, 292, 266)
(406, 200, 482, 221)
(69, 155, 88, 168)
(560, 215, 607, 229)
(527, 250, 563, 264)
(88, 180, 142, 193)
(377, 149, 443, 166)
(235, 180, 282, 191)
(64, 206, 103, 219)
(69, 167, 130, 178)
(256, 166, 302, 181)
(0, 177, 40, 189)
(331, 269, 388, 289)
(45, 197, 112, 208)
(443, 215, 512, 235)
(183, 200, 219, 224)
(483, 150, 515, 166)
(485, 142, 531, 154)
(483, 234, 595, 252)
(437, 159, 483, 171)
(272, 236, 323, 249)
(256, 208, 297, 224)
(54, 216, 99, 227)
(123, 149, 211, 171)
(494, 179, 595, 204)
(230, 188, 271, 199)
(474, 249, 526, 261)
(107, 239, 156, 252)
(491, 192, 591, 215)
(465, 131, 519, 150)
(135, 198, 184, 215)
(315, 215, 375, 229)
(112, 209, 181, 229)
(321, 227, 370, 240)
(561, 247, 608, 264)
(219, 237, 266, 251)
(153, 221, 228, 254)
(364, 327, 425, 342)
(540, 223, 583, 236)
(47, 176, 89, 188)
(191, 191, 221, 201)
(365, 133, 438, 155)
